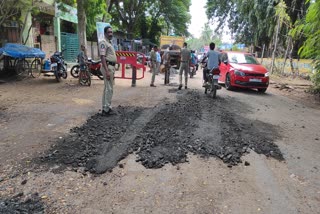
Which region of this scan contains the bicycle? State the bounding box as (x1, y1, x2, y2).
(30, 58, 42, 78)
(14, 58, 31, 79)
(79, 64, 91, 86)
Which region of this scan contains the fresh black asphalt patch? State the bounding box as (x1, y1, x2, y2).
(38, 90, 284, 174)
(0, 193, 45, 214)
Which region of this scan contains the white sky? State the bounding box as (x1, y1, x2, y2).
(188, 0, 232, 42)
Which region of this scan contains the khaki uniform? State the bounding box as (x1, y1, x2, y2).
(179, 48, 191, 87)
(99, 38, 117, 112)
(150, 49, 157, 85)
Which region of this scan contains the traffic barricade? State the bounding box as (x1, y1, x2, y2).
(115, 51, 146, 87)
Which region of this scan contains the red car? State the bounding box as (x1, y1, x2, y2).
(219, 51, 269, 93)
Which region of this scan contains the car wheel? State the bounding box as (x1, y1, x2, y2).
(258, 88, 267, 93)
(225, 73, 233, 90)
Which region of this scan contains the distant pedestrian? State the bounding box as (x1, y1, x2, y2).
(77, 44, 89, 85)
(178, 42, 191, 90)
(150, 45, 158, 87)
(156, 50, 161, 75)
(78, 44, 88, 72)
(99, 26, 117, 116)
(163, 46, 172, 85)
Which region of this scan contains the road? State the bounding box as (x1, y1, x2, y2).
(0, 68, 319, 213)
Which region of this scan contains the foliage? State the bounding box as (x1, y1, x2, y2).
(206, 0, 277, 48)
(0, 0, 32, 27)
(59, 0, 107, 39)
(291, 0, 320, 92)
(187, 23, 222, 52)
(108, 0, 191, 40)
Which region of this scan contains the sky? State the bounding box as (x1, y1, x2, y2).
(188, 0, 232, 43)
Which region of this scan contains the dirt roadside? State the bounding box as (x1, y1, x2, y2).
(0, 69, 319, 213)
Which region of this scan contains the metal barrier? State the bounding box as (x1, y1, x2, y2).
(115, 51, 146, 87)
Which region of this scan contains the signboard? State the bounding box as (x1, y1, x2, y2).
(96, 22, 111, 43)
(55, 3, 78, 23)
(160, 35, 185, 49)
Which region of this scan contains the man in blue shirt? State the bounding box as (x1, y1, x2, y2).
(202, 42, 221, 87)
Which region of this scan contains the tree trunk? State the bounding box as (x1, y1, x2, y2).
(261, 44, 265, 64)
(282, 36, 291, 75)
(77, 0, 87, 49)
(19, 11, 29, 44)
(271, 15, 280, 74)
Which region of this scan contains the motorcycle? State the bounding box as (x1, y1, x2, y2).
(189, 63, 198, 78)
(189, 52, 198, 78)
(42, 50, 67, 82)
(201, 59, 221, 98)
(70, 58, 104, 80)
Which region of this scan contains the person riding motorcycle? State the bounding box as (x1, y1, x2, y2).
(201, 42, 221, 87)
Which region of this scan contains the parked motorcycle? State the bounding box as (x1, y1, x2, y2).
(42, 50, 67, 82)
(70, 58, 103, 80)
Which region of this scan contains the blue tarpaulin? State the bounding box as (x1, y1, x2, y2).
(0, 43, 45, 59)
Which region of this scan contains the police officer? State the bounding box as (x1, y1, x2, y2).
(99, 26, 117, 116)
(178, 42, 191, 90)
(150, 45, 158, 87)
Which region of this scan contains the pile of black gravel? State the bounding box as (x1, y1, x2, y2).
(38, 90, 284, 173)
(0, 193, 45, 214)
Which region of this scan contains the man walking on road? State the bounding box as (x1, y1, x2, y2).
(99, 26, 117, 116)
(150, 45, 158, 87)
(178, 42, 191, 90)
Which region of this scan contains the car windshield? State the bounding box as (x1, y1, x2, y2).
(228, 53, 259, 64)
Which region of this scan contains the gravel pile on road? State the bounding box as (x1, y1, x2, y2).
(38, 90, 284, 173)
(0, 193, 45, 214)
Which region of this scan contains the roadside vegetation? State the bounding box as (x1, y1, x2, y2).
(206, 0, 320, 93)
(0, 0, 319, 92)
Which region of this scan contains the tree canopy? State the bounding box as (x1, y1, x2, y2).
(291, 0, 320, 91)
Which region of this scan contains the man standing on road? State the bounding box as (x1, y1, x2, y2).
(99, 26, 117, 116)
(202, 42, 221, 87)
(178, 42, 191, 90)
(163, 46, 172, 85)
(150, 45, 158, 87)
(156, 49, 161, 75)
(78, 44, 89, 85)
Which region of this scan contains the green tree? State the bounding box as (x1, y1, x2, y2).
(291, 0, 320, 91)
(0, 0, 30, 27)
(108, 0, 191, 39)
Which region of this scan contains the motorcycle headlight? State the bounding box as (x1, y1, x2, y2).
(234, 70, 245, 76)
(265, 72, 270, 77)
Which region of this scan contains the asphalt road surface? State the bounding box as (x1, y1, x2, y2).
(0, 68, 319, 213)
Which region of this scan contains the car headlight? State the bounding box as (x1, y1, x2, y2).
(265, 72, 270, 77)
(234, 70, 245, 76)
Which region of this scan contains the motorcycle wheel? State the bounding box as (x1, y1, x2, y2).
(54, 68, 61, 82)
(87, 76, 91, 86)
(62, 71, 68, 79)
(211, 84, 217, 98)
(70, 65, 80, 78)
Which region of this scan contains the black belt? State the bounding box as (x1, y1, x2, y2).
(107, 61, 116, 66)
(181, 61, 188, 62)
